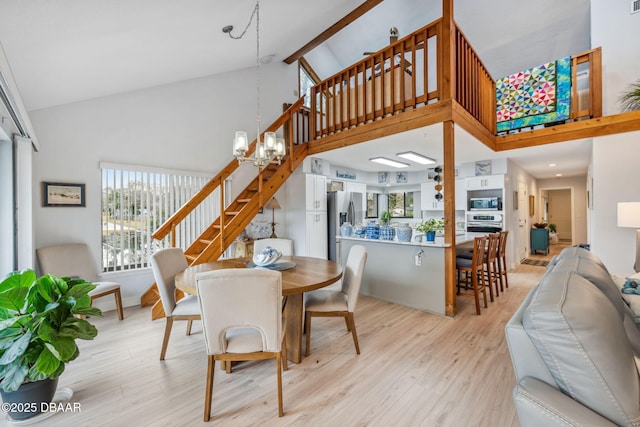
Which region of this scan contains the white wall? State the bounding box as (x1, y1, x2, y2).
(589, 0, 640, 274)
(29, 62, 297, 309)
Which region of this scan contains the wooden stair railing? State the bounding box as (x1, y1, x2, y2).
(142, 98, 308, 320)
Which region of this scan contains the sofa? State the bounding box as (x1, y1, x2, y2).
(505, 247, 640, 426)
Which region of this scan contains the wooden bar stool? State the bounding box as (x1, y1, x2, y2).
(497, 230, 509, 292)
(456, 236, 488, 315)
(483, 233, 500, 300)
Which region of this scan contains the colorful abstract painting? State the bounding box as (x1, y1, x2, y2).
(496, 57, 571, 132)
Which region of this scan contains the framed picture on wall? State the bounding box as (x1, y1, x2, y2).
(42, 182, 86, 207)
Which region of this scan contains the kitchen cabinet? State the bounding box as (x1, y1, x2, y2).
(466, 174, 504, 190)
(420, 179, 466, 211)
(530, 228, 549, 255)
(305, 174, 327, 211)
(286, 173, 328, 259)
(420, 182, 443, 211)
(306, 211, 328, 258)
(455, 179, 466, 211)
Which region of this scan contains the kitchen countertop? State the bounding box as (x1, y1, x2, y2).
(337, 232, 488, 248)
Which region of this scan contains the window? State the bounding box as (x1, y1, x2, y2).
(100, 162, 216, 272)
(387, 192, 414, 218)
(299, 57, 320, 109)
(366, 192, 379, 218)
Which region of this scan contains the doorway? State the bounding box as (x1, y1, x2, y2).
(543, 188, 573, 244)
(517, 181, 529, 262)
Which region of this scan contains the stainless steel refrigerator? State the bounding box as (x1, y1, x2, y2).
(327, 190, 363, 262)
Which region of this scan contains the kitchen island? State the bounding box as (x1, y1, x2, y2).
(338, 233, 485, 316)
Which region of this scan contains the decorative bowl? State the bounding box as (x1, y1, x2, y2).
(252, 246, 282, 266)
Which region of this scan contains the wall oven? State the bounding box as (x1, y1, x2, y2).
(466, 213, 503, 233)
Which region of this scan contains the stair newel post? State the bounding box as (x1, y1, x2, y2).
(219, 176, 225, 254)
(288, 112, 295, 172)
(310, 85, 317, 141)
(170, 224, 176, 248)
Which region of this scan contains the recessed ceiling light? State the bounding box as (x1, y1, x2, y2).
(555, 173, 563, 177)
(548, 163, 557, 167)
(370, 157, 410, 168)
(396, 151, 436, 165)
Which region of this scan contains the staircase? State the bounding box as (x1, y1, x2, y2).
(142, 98, 309, 319)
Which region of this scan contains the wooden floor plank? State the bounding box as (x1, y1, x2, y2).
(35, 246, 566, 426)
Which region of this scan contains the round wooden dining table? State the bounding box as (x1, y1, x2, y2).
(175, 256, 342, 363)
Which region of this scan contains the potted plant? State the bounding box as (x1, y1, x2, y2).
(416, 218, 444, 242)
(0, 270, 101, 421)
(548, 223, 558, 244)
(620, 79, 640, 111)
(379, 210, 395, 240)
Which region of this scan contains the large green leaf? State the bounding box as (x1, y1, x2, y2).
(67, 283, 96, 298)
(0, 326, 24, 350)
(49, 336, 76, 361)
(59, 317, 98, 340)
(0, 361, 29, 392)
(34, 345, 60, 375)
(0, 287, 29, 312)
(0, 316, 25, 332)
(72, 306, 102, 317)
(0, 270, 35, 293)
(74, 294, 92, 308)
(37, 319, 56, 342)
(35, 275, 57, 303)
(0, 331, 31, 365)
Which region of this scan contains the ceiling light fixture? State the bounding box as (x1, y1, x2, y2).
(548, 163, 557, 167)
(370, 157, 410, 168)
(555, 173, 563, 177)
(396, 151, 436, 165)
(226, 0, 285, 168)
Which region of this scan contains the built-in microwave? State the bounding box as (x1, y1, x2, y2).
(469, 197, 501, 211)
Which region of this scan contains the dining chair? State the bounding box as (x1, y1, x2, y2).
(483, 233, 501, 300)
(304, 244, 367, 356)
(456, 236, 488, 315)
(196, 268, 287, 420)
(253, 238, 293, 256)
(150, 247, 201, 360)
(36, 243, 124, 320)
(497, 230, 509, 292)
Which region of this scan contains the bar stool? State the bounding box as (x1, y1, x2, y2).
(497, 230, 509, 292)
(456, 236, 488, 315)
(483, 233, 501, 300)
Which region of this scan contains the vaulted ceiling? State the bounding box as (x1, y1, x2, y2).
(0, 0, 593, 178)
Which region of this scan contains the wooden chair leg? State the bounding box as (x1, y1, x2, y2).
(471, 272, 481, 315)
(160, 317, 173, 360)
(281, 332, 288, 371)
(186, 320, 193, 336)
(347, 312, 360, 354)
(114, 288, 124, 320)
(276, 352, 284, 417)
(305, 311, 312, 357)
(204, 355, 215, 422)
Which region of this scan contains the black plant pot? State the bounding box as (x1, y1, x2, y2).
(0, 378, 58, 421)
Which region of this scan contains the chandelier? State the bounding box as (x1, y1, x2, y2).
(225, 0, 286, 168)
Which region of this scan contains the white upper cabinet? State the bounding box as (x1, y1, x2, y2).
(455, 179, 466, 211)
(465, 174, 504, 190)
(305, 174, 327, 211)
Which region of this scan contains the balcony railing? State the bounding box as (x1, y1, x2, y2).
(310, 18, 442, 139)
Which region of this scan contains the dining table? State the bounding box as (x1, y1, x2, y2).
(174, 255, 343, 363)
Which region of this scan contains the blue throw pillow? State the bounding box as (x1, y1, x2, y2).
(622, 278, 640, 295)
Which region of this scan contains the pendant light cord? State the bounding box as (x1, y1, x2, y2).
(224, 0, 261, 146)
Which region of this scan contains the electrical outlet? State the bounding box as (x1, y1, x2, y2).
(415, 255, 422, 266)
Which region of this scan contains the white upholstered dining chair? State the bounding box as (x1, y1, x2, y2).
(253, 238, 293, 256)
(150, 247, 201, 360)
(36, 243, 124, 320)
(196, 268, 288, 420)
(304, 244, 367, 356)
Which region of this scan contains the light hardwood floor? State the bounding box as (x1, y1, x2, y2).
(32, 247, 566, 427)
